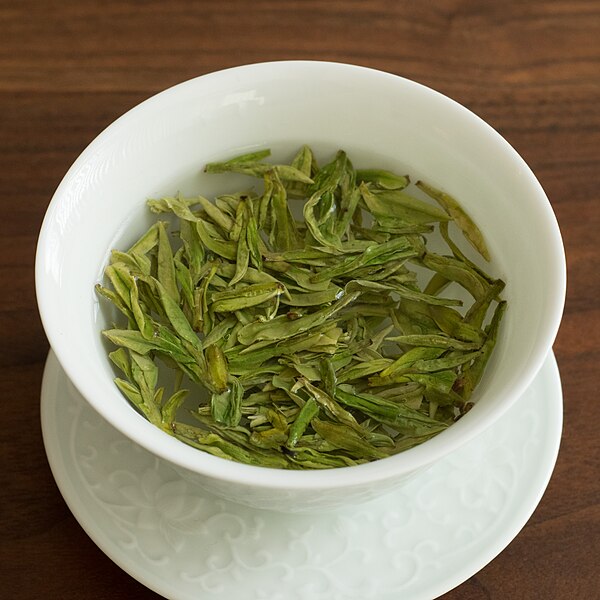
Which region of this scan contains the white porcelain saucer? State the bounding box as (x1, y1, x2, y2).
(41, 350, 562, 600)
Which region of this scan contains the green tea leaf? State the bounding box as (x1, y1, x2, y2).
(99, 147, 506, 469)
(210, 377, 243, 427)
(356, 168, 410, 190)
(157, 222, 179, 303)
(206, 344, 229, 393)
(287, 398, 320, 448)
(416, 180, 491, 261)
(311, 419, 388, 460)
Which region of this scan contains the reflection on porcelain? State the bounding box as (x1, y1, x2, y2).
(42, 350, 562, 600)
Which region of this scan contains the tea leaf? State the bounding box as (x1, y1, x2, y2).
(99, 146, 506, 469)
(287, 398, 320, 448)
(311, 419, 388, 461)
(416, 180, 491, 261)
(210, 377, 243, 427)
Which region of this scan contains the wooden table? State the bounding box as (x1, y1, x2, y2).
(1, 1, 598, 598)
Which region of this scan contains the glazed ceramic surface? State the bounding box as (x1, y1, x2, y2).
(36, 62, 565, 510)
(42, 350, 562, 599)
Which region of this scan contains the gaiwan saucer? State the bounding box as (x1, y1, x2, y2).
(41, 350, 562, 600)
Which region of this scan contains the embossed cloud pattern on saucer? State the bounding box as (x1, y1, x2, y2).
(42, 351, 562, 600)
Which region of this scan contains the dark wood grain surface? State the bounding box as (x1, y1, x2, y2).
(1, 1, 598, 598)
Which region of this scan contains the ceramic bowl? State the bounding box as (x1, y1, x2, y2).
(36, 62, 566, 512)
